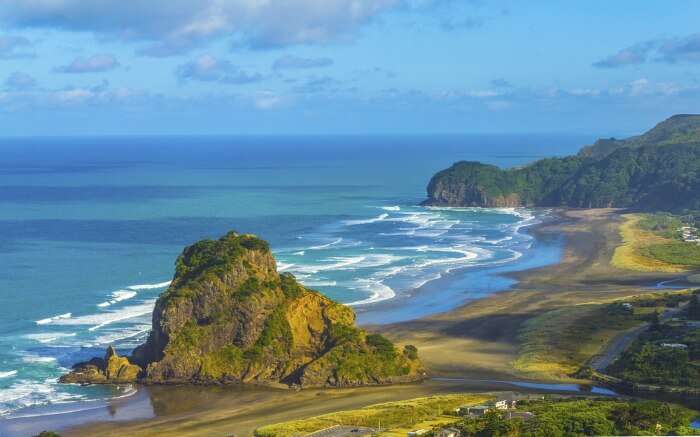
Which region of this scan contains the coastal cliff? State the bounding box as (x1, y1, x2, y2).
(61, 232, 424, 387)
(424, 115, 700, 211)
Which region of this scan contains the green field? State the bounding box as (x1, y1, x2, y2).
(642, 242, 700, 268)
(613, 213, 700, 272)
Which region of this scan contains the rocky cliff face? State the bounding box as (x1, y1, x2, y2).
(426, 178, 523, 207)
(62, 232, 424, 387)
(423, 161, 528, 208)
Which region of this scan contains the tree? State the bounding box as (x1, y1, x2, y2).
(687, 294, 700, 320)
(650, 310, 662, 331)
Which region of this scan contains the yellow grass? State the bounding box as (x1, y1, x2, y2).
(611, 214, 688, 273)
(255, 394, 491, 436)
(513, 290, 694, 382)
(380, 416, 459, 436)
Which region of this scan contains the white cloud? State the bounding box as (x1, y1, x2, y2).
(0, 0, 400, 55)
(54, 54, 120, 73)
(253, 90, 285, 109)
(176, 54, 262, 84)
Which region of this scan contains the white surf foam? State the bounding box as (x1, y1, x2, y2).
(308, 238, 343, 250)
(346, 279, 396, 306)
(0, 378, 87, 416)
(0, 370, 17, 379)
(46, 300, 156, 333)
(293, 250, 305, 256)
(303, 280, 338, 287)
(277, 262, 294, 271)
(97, 290, 137, 308)
(24, 332, 76, 344)
(35, 313, 72, 325)
(92, 324, 151, 346)
(381, 205, 401, 211)
(127, 281, 171, 290)
(21, 356, 57, 364)
(292, 256, 367, 274)
(344, 213, 389, 226)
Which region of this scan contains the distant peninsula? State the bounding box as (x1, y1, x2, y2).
(423, 114, 700, 211)
(61, 232, 424, 388)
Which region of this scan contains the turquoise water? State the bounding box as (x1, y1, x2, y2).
(0, 134, 588, 416)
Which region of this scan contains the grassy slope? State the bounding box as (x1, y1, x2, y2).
(514, 304, 640, 381)
(255, 394, 491, 436)
(611, 214, 690, 273)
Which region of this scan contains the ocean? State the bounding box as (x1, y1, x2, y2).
(0, 134, 590, 417)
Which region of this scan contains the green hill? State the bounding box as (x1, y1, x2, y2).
(424, 115, 700, 211)
(579, 114, 700, 159)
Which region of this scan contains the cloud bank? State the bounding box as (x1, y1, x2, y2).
(594, 33, 700, 68)
(0, 0, 400, 55)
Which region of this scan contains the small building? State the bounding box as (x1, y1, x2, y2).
(407, 429, 429, 437)
(436, 428, 460, 437)
(494, 400, 508, 410)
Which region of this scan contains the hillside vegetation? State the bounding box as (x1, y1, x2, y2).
(424, 115, 700, 211)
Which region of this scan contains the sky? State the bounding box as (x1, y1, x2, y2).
(1, 0, 700, 136)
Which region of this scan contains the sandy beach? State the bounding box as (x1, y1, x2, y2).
(4, 208, 692, 437)
(380, 208, 681, 380)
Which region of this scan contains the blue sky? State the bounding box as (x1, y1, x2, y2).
(1, 0, 699, 136)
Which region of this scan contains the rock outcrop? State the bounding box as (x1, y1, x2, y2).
(60, 346, 141, 384)
(62, 232, 424, 387)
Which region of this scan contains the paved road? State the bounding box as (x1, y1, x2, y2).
(591, 324, 648, 371)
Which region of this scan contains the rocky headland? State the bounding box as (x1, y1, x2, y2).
(423, 114, 700, 211)
(61, 232, 424, 388)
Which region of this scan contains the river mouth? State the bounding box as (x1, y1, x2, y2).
(431, 377, 618, 396)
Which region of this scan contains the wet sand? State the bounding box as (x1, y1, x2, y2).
(8, 208, 690, 436)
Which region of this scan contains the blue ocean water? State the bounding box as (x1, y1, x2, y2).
(0, 134, 589, 416)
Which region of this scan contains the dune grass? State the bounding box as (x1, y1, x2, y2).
(254, 394, 491, 437)
(611, 214, 691, 273)
(514, 304, 639, 381)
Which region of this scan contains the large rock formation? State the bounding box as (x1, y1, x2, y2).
(61, 232, 424, 388)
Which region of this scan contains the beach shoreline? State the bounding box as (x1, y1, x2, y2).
(3, 208, 692, 436)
